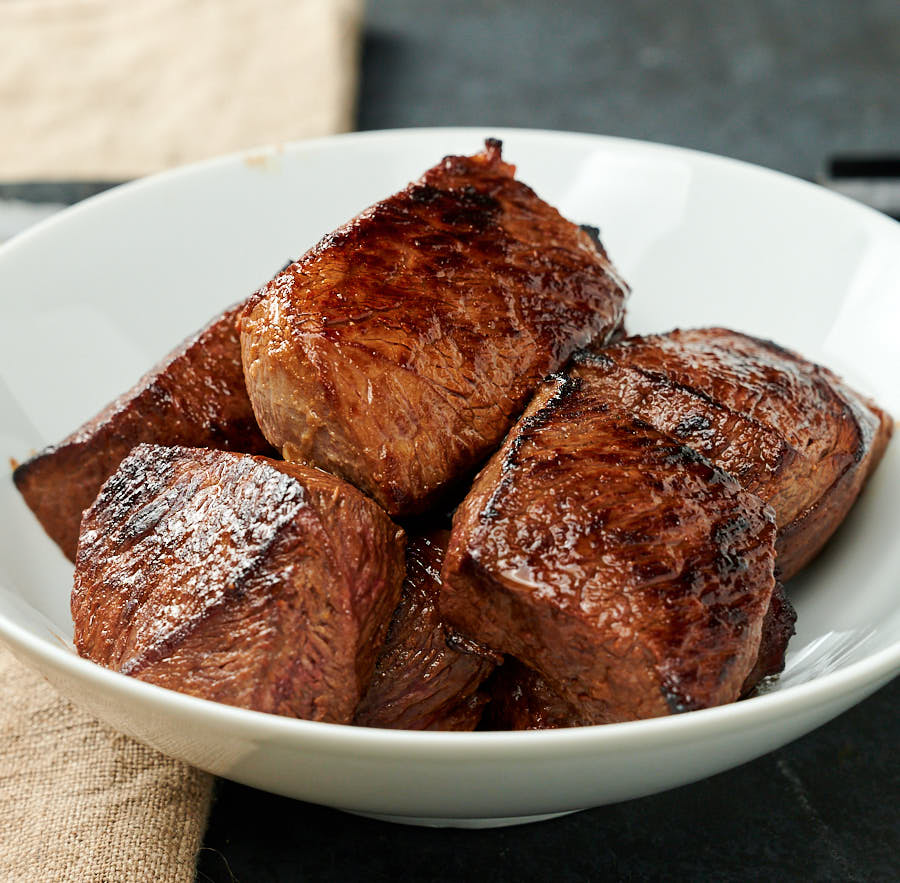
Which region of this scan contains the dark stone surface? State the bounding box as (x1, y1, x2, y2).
(0, 180, 118, 204)
(357, 0, 900, 180)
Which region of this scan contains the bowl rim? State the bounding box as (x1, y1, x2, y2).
(1, 126, 898, 756)
(2, 600, 898, 757)
(2, 125, 898, 264)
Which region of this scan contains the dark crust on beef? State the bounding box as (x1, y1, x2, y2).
(354, 529, 499, 730)
(71, 445, 405, 723)
(240, 139, 628, 516)
(440, 370, 777, 725)
(14, 304, 274, 561)
(481, 658, 589, 730)
(583, 327, 892, 579)
(740, 583, 796, 696)
(488, 580, 795, 728)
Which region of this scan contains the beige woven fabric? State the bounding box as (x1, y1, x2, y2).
(0, 0, 363, 179)
(0, 645, 214, 882)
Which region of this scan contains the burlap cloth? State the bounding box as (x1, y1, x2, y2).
(0, 1, 362, 878)
(0, 0, 363, 179)
(0, 646, 212, 882)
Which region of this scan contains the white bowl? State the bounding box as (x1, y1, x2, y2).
(1, 128, 898, 828)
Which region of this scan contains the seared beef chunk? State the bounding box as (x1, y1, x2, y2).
(15, 304, 272, 561)
(481, 658, 587, 730)
(582, 328, 892, 578)
(354, 530, 499, 730)
(740, 582, 797, 696)
(488, 583, 795, 729)
(440, 369, 777, 725)
(72, 445, 405, 722)
(240, 139, 627, 516)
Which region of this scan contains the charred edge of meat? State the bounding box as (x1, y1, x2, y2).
(444, 627, 503, 664)
(578, 224, 610, 260)
(731, 330, 871, 463)
(660, 443, 734, 487)
(439, 138, 506, 178)
(697, 329, 872, 464)
(673, 414, 713, 437)
(630, 364, 725, 412)
(484, 137, 503, 158)
(481, 372, 583, 521)
(814, 368, 872, 465)
(571, 347, 615, 369)
(740, 584, 797, 697)
(12, 455, 41, 491)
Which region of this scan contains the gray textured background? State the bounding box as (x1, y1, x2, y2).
(358, 0, 900, 178)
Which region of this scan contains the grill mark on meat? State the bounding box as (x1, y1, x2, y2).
(73, 445, 405, 722)
(442, 367, 777, 724)
(481, 372, 583, 522)
(97, 449, 314, 677)
(674, 413, 713, 437)
(586, 327, 891, 578)
(14, 302, 274, 561)
(576, 347, 793, 482)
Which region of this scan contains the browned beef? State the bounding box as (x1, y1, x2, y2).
(481, 659, 587, 730)
(14, 304, 272, 561)
(583, 328, 892, 579)
(486, 582, 795, 729)
(71, 445, 405, 722)
(240, 139, 627, 516)
(440, 369, 777, 725)
(354, 530, 499, 730)
(740, 582, 796, 696)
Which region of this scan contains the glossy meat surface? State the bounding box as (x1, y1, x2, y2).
(72, 445, 405, 722)
(441, 371, 777, 724)
(14, 304, 272, 561)
(481, 659, 587, 730)
(584, 328, 892, 579)
(354, 530, 499, 730)
(487, 582, 795, 730)
(240, 139, 627, 515)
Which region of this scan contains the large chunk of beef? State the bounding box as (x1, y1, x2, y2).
(72, 445, 405, 723)
(240, 139, 627, 516)
(440, 369, 777, 725)
(583, 328, 892, 579)
(354, 530, 499, 730)
(14, 304, 272, 561)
